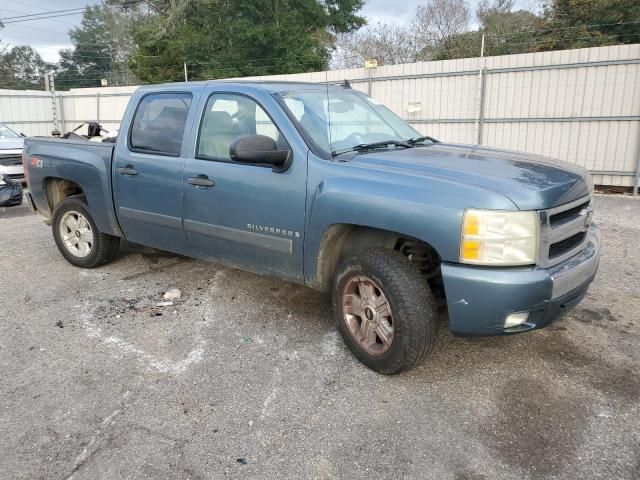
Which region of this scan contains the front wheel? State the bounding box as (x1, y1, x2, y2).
(52, 196, 120, 268)
(332, 248, 437, 374)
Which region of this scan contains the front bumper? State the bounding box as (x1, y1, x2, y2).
(441, 224, 600, 336)
(0, 165, 25, 184)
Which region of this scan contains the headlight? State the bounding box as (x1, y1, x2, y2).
(459, 209, 539, 266)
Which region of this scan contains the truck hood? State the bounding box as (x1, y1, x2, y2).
(347, 143, 591, 210)
(0, 138, 24, 151)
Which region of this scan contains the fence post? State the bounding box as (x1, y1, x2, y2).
(633, 129, 640, 195)
(58, 91, 65, 134)
(475, 34, 486, 145)
(364, 59, 378, 96)
(477, 68, 487, 145)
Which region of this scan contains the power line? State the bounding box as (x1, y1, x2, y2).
(0, 0, 89, 29)
(0, 7, 90, 21)
(0, 0, 147, 25)
(3, 12, 91, 24)
(0, 0, 149, 23)
(1, 22, 74, 38)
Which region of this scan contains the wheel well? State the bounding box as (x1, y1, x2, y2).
(315, 224, 444, 299)
(44, 177, 85, 213)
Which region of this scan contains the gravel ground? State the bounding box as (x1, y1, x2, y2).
(0, 195, 639, 480)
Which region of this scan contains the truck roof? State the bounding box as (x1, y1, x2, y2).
(136, 79, 351, 95)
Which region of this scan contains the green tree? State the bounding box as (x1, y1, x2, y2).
(55, 2, 142, 89)
(0, 46, 53, 90)
(130, 0, 365, 83)
(533, 0, 640, 51)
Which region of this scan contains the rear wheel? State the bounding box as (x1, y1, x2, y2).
(332, 248, 437, 374)
(52, 196, 120, 268)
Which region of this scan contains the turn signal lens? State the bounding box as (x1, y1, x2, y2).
(459, 209, 539, 266)
(461, 240, 480, 260)
(504, 312, 529, 328)
(463, 214, 480, 236)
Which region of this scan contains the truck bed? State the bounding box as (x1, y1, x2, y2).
(23, 137, 122, 236)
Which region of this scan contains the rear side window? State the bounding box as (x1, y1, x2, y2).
(129, 92, 192, 156)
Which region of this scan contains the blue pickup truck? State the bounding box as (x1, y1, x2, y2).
(23, 81, 600, 374)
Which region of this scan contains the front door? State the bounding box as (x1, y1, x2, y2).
(113, 91, 195, 253)
(182, 92, 307, 281)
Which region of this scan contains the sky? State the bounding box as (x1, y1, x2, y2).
(0, 0, 538, 63)
(0, 0, 90, 62)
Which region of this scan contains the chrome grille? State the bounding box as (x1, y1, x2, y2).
(549, 201, 590, 227)
(538, 196, 592, 267)
(549, 231, 586, 258)
(0, 154, 22, 166)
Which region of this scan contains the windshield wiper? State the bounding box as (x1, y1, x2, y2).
(406, 135, 440, 145)
(331, 140, 413, 157)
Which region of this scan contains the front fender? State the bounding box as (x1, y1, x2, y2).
(303, 166, 517, 286)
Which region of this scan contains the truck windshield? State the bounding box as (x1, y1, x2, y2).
(0, 124, 20, 139)
(275, 89, 421, 158)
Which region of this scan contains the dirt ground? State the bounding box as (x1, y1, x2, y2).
(0, 194, 639, 480)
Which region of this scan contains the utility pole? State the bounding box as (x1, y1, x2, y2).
(184, 62, 188, 82)
(45, 71, 60, 136)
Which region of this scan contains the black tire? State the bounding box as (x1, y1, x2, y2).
(332, 248, 437, 374)
(52, 196, 120, 268)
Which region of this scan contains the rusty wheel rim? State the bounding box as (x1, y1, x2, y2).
(341, 275, 394, 356)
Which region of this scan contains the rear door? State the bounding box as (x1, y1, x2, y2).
(113, 90, 200, 252)
(181, 89, 308, 281)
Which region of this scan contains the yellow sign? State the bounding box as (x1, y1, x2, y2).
(364, 59, 378, 69)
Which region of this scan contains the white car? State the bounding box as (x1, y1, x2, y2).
(0, 123, 25, 183)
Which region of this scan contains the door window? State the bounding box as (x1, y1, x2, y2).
(129, 92, 192, 156)
(197, 94, 281, 161)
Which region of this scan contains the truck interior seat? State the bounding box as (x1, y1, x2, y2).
(200, 111, 237, 159)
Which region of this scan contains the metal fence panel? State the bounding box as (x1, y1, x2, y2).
(0, 44, 638, 189)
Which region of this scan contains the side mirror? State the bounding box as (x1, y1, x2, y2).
(229, 135, 291, 172)
(19, 133, 26, 137)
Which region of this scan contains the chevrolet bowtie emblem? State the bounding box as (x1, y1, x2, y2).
(579, 208, 593, 228)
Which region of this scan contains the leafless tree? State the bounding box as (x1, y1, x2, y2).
(332, 0, 472, 68)
(332, 21, 420, 69)
(413, 0, 471, 58)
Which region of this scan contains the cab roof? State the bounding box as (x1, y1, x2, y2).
(136, 80, 352, 95)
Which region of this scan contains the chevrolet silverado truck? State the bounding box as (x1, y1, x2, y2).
(23, 81, 600, 374)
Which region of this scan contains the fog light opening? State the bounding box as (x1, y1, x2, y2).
(504, 312, 529, 329)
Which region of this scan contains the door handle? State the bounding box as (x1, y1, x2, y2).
(116, 165, 138, 176)
(188, 175, 215, 188)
